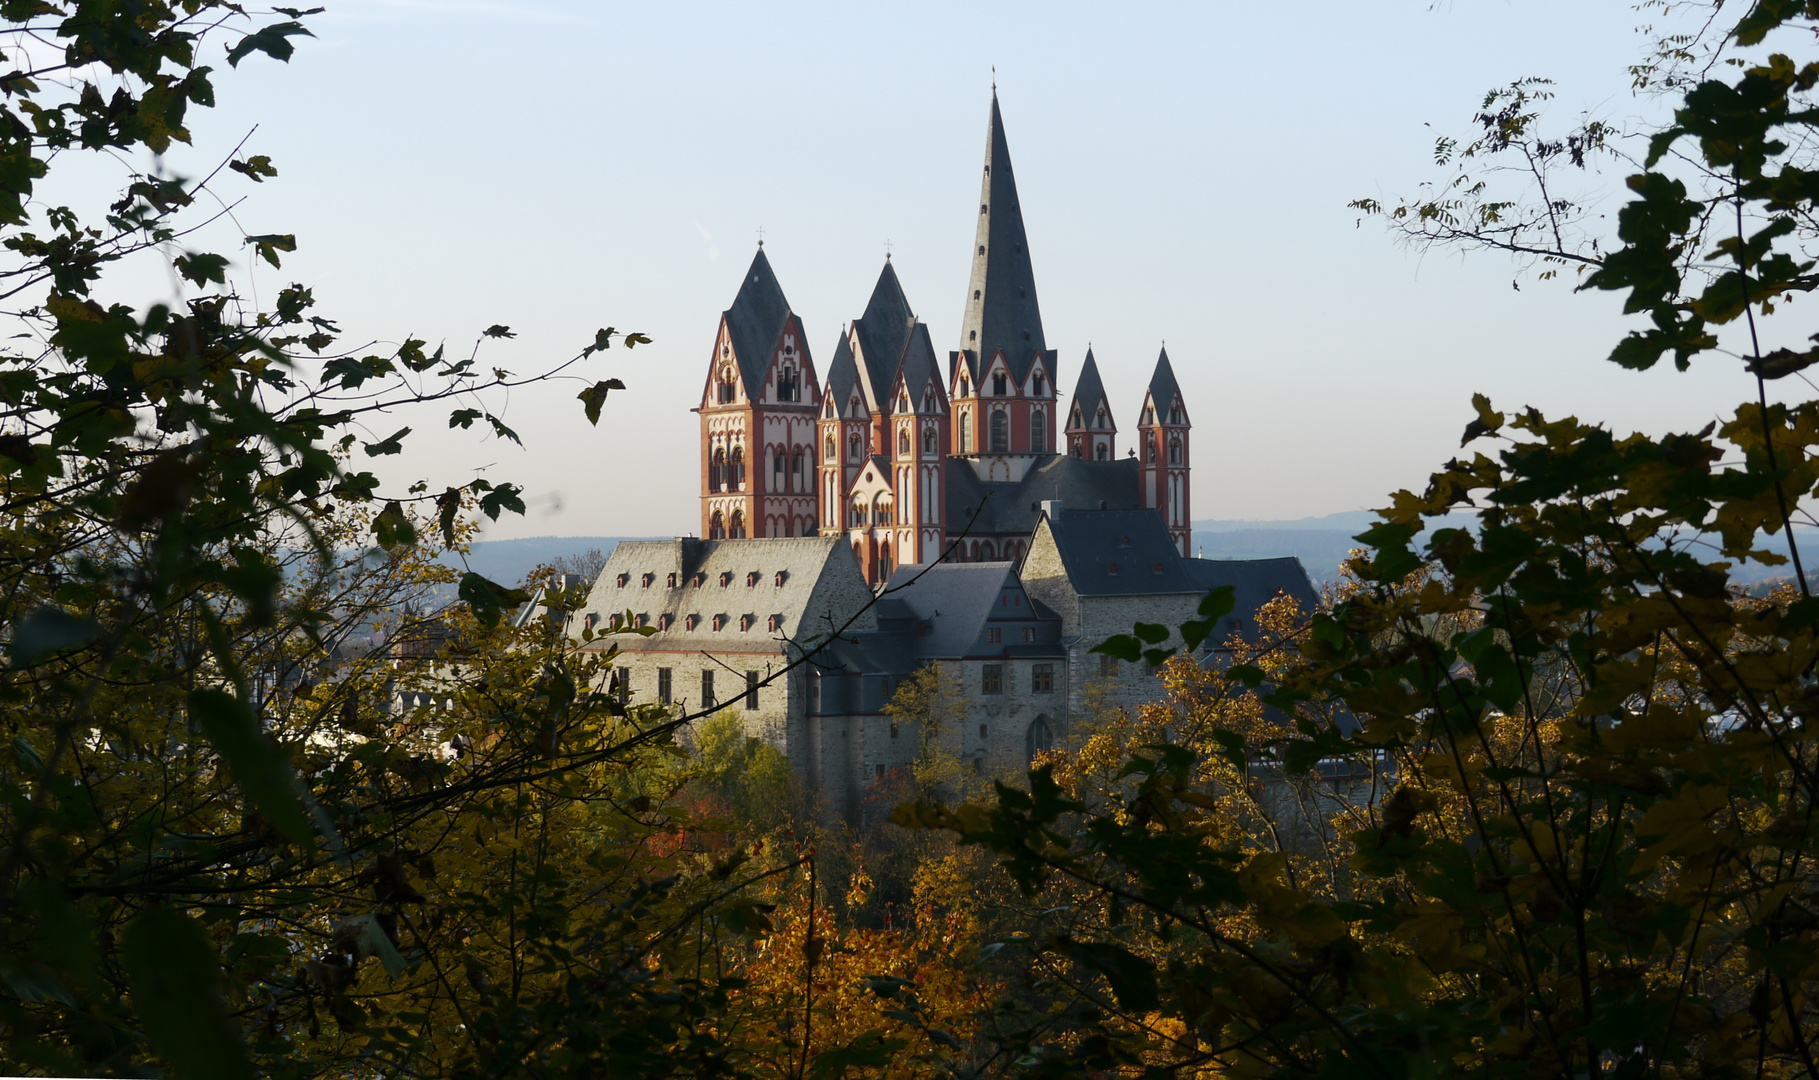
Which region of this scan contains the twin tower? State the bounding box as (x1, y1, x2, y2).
(695, 93, 1192, 584)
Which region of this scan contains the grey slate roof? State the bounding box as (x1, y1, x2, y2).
(1066, 348, 1113, 431)
(1041, 507, 1207, 596)
(1146, 346, 1185, 420)
(823, 331, 858, 414)
(1181, 557, 1320, 641)
(958, 92, 1047, 385)
(723, 249, 796, 397)
(894, 322, 943, 413)
(853, 260, 916, 408)
(946, 454, 1141, 537)
(884, 561, 1017, 657)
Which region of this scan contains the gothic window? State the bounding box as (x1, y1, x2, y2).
(879, 541, 892, 579)
(898, 392, 909, 413)
(923, 426, 936, 454)
(849, 432, 862, 459)
(959, 377, 969, 397)
(791, 450, 803, 487)
(777, 365, 799, 402)
(1032, 375, 1044, 396)
(1169, 437, 1182, 465)
(1095, 407, 1108, 428)
(922, 391, 934, 412)
(872, 495, 889, 525)
(898, 429, 909, 456)
(730, 509, 746, 539)
(717, 365, 737, 404)
(825, 433, 836, 459)
(989, 410, 1009, 453)
(773, 451, 785, 485)
(959, 411, 972, 453)
(709, 510, 726, 539)
(730, 446, 745, 489)
(850, 496, 866, 528)
(992, 373, 1007, 396)
(1146, 435, 1158, 464)
(1069, 438, 1081, 459)
(1030, 408, 1045, 452)
(710, 447, 726, 492)
(1143, 406, 1156, 425)
(1169, 402, 1183, 424)
(1025, 716, 1053, 759)
(1096, 442, 1109, 461)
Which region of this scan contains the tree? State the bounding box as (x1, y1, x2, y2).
(899, 3, 1819, 1076)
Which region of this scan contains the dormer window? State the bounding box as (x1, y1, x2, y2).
(641, 573, 654, 588)
(739, 614, 755, 632)
(659, 614, 673, 630)
(1108, 563, 1120, 575)
(712, 614, 727, 631)
(774, 570, 787, 586)
(768, 614, 783, 632)
(1120, 536, 1131, 547)
(686, 614, 700, 630)
(692, 572, 706, 587)
(747, 571, 760, 587)
(616, 573, 629, 588)
(667, 572, 678, 588)
(719, 572, 733, 587)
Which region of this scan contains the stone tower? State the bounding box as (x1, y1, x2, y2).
(1136, 347, 1191, 556)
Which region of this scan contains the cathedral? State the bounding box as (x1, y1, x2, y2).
(563, 92, 1314, 820)
(694, 92, 1192, 578)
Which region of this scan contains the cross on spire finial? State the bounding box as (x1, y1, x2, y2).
(991, 65, 996, 92)
(883, 238, 893, 260)
(756, 225, 765, 248)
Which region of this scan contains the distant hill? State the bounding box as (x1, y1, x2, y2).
(439, 536, 660, 589)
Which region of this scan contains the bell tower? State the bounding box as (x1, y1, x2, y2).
(1137, 347, 1191, 556)
(1064, 348, 1117, 461)
(697, 247, 821, 540)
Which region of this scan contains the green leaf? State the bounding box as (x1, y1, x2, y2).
(482, 324, 515, 338)
(338, 915, 406, 978)
(1058, 939, 1159, 1013)
(576, 378, 625, 426)
(1133, 621, 1170, 644)
(372, 500, 417, 549)
(226, 20, 316, 67)
(227, 155, 277, 182)
(1091, 634, 1142, 662)
(173, 251, 228, 287)
(436, 486, 462, 546)
(7, 605, 101, 665)
(189, 690, 313, 845)
(1197, 584, 1237, 618)
(243, 233, 296, 268)
(448, 408, 483, 429)
(123, 908, 254, 1080)
(362, 426, 410, 457)
(458, 571, 531, 629)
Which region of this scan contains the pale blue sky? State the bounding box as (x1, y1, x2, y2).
(105, 1, 1797, 539)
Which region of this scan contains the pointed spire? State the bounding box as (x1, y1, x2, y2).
(1144, 346, 1186, 425)
(722, 247, 794, 394)
(959, 91, 1046, 382)
(1066, 348, 1113, 433)
(852, 259, 917, 407)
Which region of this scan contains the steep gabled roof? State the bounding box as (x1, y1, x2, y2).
(1038, 508, 1202, 597)
(1144, 346, 1185, 421)
(884, 562, 1019, 658)
(1066, 348, 1112, 431)
(945, 455, 1141, 537)
(822, 329, 859, 415)
(893, 322, 943, 414)
(852, 260, 916, 408)
(722, 248, 796, 395)
(959, 92, 1047, 385)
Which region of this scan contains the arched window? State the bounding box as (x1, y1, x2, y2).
(717, 365, 737, 404)
(825, 433, 836, 459)
(1069, 437, 1082, 459)
(989, 410, 1009, 453)
(730, 509, 746, 539)
(791, 450, 803, 488)
(850, 496, 866, 528)
(879, 541, 893, 579)
(1030, 408, 1045, 452)
(1169, 437, 1182, 465)
(710, 447, 726, 492)
(773, 450, 786, 485)
(1146, 435, 1157, 464)
(959, 411, 972, 453)
(709, 510, 726, 539)
(849, 432, 862, 460)
(872, 495, 889, 525)
(992, 373, 1007, 396)
(923, 426, 936, 454)
(731, 446, 746, 489)
(980, 541, 996, 561)
(1169, 402, 1183, 424)
(1095, 442, 1109, 461)
(778, 365, 799, 402)
(898, 429, 910, 456)
(959, 377, 969, 398)
(1025, 716, 1053, 760)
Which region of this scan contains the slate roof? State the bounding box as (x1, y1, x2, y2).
(883, 561, 1017, 658)
(894, 322, 943, 413)
(1041, 507, 1207, 596)
(723, 249, 796, 397)
(853, 260, 916, 408)
(946, 455, 1141, 537)
(823, 331, 858, 413)
(1066, 348, 1112, 431)
(1181, 556, 1320, 643)
(1146, 346, 1185, 420)
(958, 92, 1047, 385)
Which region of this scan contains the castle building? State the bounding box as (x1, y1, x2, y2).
(564, 91, 1315, 820)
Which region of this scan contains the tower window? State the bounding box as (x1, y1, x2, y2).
(992, 374, 1007, 396)
(1031, 409, 1045, 452)
(970, 330, 977, 341)
(974, 290, 981, 300)
(989, 410, 1009, 453)
(1169, 437, 1182, 465)
(981, 204, 988, 213)
(898, 429, 910, 456)
(978, 245, 985, 255)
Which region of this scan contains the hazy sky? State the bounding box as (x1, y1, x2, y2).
(95, 1, 1801, 539)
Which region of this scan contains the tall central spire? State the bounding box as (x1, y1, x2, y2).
(959, 91, 1046, 382)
